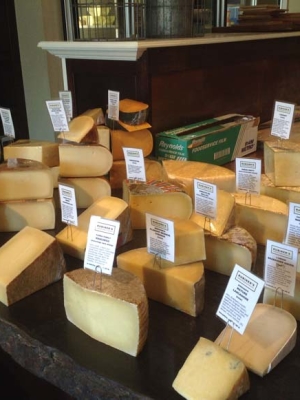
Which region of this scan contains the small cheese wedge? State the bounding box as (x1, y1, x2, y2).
(59, 144, 113, 177)
(0, 226, 66, 306)
(204, 226, 257, 276)
(56, 196, 132, 260)
(3, 139, 59, 167)
(117, 248, 205, 316)
(0, 158, 53, 201)
(260, 173, 300, 204)
(119, 99, 149, 126)
(96, 125, 110, 149)
(123, 180, 193, 229)
(64, 267, 148, 356)
(81, 108, 105, 125)
(57, 115, 98, 144)
(110, 129, 153, 160)
(173, 337, 250, 400)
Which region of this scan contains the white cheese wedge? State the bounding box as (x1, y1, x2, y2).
(58, 177, 111, 209)
(233, 192, 288, 245)
(110, 129, 153, 160)
(204, 226, 257, 276)
(260, 173, 300, 204)
(0, 226, 66, 306)
(59, 144, 113, 178)
(63, 267, 148, 356)
(96, 125, 110, 149)
(117, 248, 205, 316)
(0, 158, 53, 201)
(81, 108, 105, 125)
(3, 139, 59, 167)
(215, 303, 297, 377)
(57, 115, 98, 144)
(123, 180, 193, 229)
(173, 337, 250, 400)
(56, 196, 132, 260)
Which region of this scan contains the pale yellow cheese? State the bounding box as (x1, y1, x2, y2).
(81, 108, 105, 125)
(96, 125, 110, 149)
(260, 173, 300, 204)
(110, 129, 153, 160)
(57, 115, 98, 144)
(50, 165, 60, 189)
(173, 337, 250, 400)
(64, 267, 148, 356)
(117, 249, 205, 316)
(0, 226, 66, 306)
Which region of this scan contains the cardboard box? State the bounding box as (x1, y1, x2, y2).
(155, 114, 259, 165)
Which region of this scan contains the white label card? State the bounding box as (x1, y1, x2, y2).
(236, 157, 261, 195)
(108, 90, 119, 121)
(0, 108, 15, 138)
(216, 264, 265, 335)
(146, 213, 175, 263)
(58, 184, 78, 227)
(271, 101, 295, 139)
(123, 147, 146, 182)
(46, 100, 69, 132)
(285, 202, 300, 250)
(264, 240, 297, 297)
(59, 91, 73, 120)
(84, 216, 120, 275)
(194, 179, 217, 220)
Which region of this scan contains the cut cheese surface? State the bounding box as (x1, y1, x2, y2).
(173, 337, 250, 400)
(118, 99, 149, 126)
(260, 173, 300, 204)
(0, 158, 53, 201)
(117, 248, 205, 316)
(215, 303, 297, 377)
(64, 267, 148, 356)
(96, 126, 110, 149)
(0, 226, 66, 306)
(57, 115, 98, 144)
(81, 108, 105, 125)
(50, 165, 60, 189)
(110, 129, 153, 160)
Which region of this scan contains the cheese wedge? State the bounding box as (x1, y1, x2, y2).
(81, 108, 105, 125)
(0, 226, 66, 306)
(119, 99, 149, 126)
(215, 303, 297, 377)
(260, 173, 300, 204)
(123, 180, 193, 229)
(0, 158, 53, 201)
(56, 196, 132, 260)
(59, 144, 113, 177)
(117, 248, 205, 316)
(110, 129, 153, 161)
(64, 267, 148, 356)
(96, 126, 110, 149)
(204, 226, 257, 276)
(57, 115, 98, 144)
(173, 337, 250, 400)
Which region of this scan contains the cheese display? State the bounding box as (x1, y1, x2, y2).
(59, 144, 113, 177)
(56, 196, 132, 260)
(0, 226, 66, 306)
(0, 158, 53, 201)
(110, 129, 153, 160)
(63, 267, 148, 356)
(0, 198, 55, 232)
(117, 248, 205, 316)
(260, 173, 300, 204)
(233, 192, 288, 245)
(119, 98, 149, 126)
(3, 139, 59, 167)
(204, 226, 257, 276)
(123, 180, 193, 229)
(172, 337, 250, 400)
(57, 115, 98, 144)
(215, 303, 297, 377)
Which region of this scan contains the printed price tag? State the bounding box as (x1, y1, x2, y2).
(194, 179, 217, 220)
(108, 90, 119, 121)
(123, 147, 146, 182)
(46, 100, 69, 132)
(58, 184, 78, 226)
(285, 202, 300, 250)
(0, 108, 15, 138)
(146, 213, 175, 263)
(236, 158, 261, 195)
(59, 91, 73, 120)
(271, 101, 295, 140)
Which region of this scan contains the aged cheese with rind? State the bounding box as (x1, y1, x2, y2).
(0, 226, 66, 306)
(64, 267, 148, 356)
(110, 129, 153, 160)
(260, 173, 300, 204)
(173, 337, 250, 400)
(119, 99, 149, 126)
(57, 115, 98, 144)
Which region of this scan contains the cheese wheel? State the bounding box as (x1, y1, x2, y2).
(57, 115, 98, 144)
(119, 99, 149, 126)
(110, 129, 153, 160)
(260, 173, 300, 204)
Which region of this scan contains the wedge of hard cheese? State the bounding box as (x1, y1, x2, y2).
(215, 303, 297, 377)
(173, 337, 250, 400)
(119, 99, 149, 126)
(0, 226, 66, 306)
(110, 129, 153, 160)
(81, 108, 105, 125)
(64, 267, 148, 356)
(260, 173, 300, 204)
(57, 115, 98, 144)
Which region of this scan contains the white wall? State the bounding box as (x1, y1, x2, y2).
(288, 0, 300, 12)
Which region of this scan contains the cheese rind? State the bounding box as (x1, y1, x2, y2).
(110, 129, 153, 160)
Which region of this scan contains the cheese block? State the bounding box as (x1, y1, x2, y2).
(0, 198, 55, 232)
(162, 159, 236, 199)
(50, 165, 60, 189)
(0, 226, 66, 306)
(117, 248, 205, 316)
(109, 158, 164, 189)
(260, 173, 300, 204)
(264, 140, 300, 186)
(0, 158, 53, 201)
(119, 99, 149, 126)
(59, 144, 113, 177)
(233, 192, 288, 245)
(3, 139, 59, 167)
(56, 196, 132, 260)
(81, 108, 105, 125)
(110, 129, 153, 160)
(204, 226, 257, 276)
(96, 126, 110, 149)
(57, 115, 98, 144)
(58, 177, 111, 209)
(173, 337, 250, 400)
(190, 189, 235, 236)
(215, 303, 297, 377)
(64, 267, 148, 356)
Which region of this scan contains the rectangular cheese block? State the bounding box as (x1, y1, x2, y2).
(117, 248, 205, 316)
(260, 173, 300, 204)
(64, 268, 148, 356)
(0, 198, 55, 232)
(110, 129, 153, 160)
(0, 226, 66, 305)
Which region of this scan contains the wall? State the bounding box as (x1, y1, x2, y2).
(288, 0, 300, 12)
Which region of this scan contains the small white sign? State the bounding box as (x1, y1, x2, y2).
(264, 240, 297, 297)
(0, 108, 15, 138)
(84, 216, 120, 275)
(59, 91, 73, 121)
(236, 157, 261, 195)
(271, 101, 295, 139)
(58, 184, 78, 226)
(285, 202, 300, 250)
(46, 100, 69, 132)
(216, 264, 264, 335)
(108, 90, 119, 121)
(194, 179, 217, 220)
(123, 147, 146, 182)
(146, 213, 175, 263)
